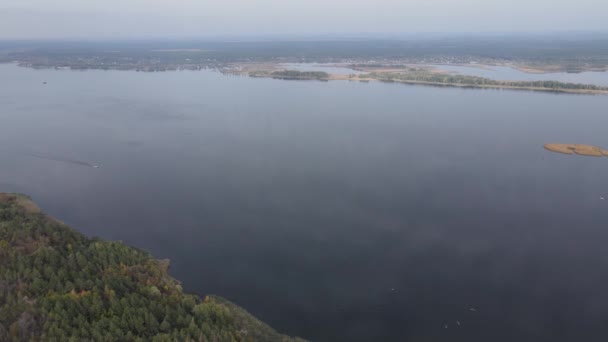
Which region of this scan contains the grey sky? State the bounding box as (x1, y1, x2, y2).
(0, 0, 606, 39)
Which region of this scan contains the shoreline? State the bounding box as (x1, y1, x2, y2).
(0, 192, 305, 341)
(544, 144, 608, 157)
(366, 78, 608, 95)
(251, 71, 608, 95)
(4, 61, 608, 95)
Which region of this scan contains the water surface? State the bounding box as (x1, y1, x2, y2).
(1, 63, 608, 342)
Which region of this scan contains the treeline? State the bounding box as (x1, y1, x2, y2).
(0, 194, 303, 342)
(269, 70, 329, 80)
(368, 70, 608, 91)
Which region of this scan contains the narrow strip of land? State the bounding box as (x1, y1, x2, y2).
(544, 144, 608, 157)
(244, 67, 608, 95)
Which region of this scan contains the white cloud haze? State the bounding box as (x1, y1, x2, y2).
(0, 0, 606, 39)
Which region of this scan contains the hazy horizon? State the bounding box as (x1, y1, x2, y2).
(3, 31, 608, 43)
(1, 0, 607, 39)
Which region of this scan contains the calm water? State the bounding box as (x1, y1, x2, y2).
(2, 63, 608, 341)
(430, 64, 608, 86)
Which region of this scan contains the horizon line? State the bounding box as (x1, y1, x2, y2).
(2, 30, 608, 43)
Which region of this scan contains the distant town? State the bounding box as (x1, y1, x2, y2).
(2, 36, 608, 74)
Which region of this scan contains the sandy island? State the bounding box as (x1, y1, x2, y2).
(544, 144, 608, 157)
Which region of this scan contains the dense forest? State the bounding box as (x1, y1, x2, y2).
(0, 193, 303, 342)
(248, 70, 329, 80)
(269, 70, 329, 79)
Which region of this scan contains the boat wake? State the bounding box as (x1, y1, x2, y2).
(28, 153, 99, 169)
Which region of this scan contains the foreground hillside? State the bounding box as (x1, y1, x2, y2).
(0, 193, 303, 342)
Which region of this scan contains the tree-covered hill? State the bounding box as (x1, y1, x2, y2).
(0, 193, 304, 342)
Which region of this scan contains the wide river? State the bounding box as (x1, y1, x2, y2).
(2, 63, 608, 341)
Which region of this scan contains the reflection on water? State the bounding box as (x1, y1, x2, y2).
(1, 63, 608, 341)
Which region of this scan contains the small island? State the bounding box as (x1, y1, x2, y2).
(0, 193, 304, 342)
(544, 143, 608, 157)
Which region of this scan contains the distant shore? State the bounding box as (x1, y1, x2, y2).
(3, 58, 608, 94)
(240, 65, 608, 95)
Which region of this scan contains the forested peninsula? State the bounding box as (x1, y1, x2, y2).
(0, 193, 303, 342)
(364, 69, 608, 94)
(244, 67, 608, 95)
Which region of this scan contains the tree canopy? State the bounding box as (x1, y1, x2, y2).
(0, 193, 303, 342)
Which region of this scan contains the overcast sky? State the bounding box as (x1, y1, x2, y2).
(0, 0, 606, 39)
